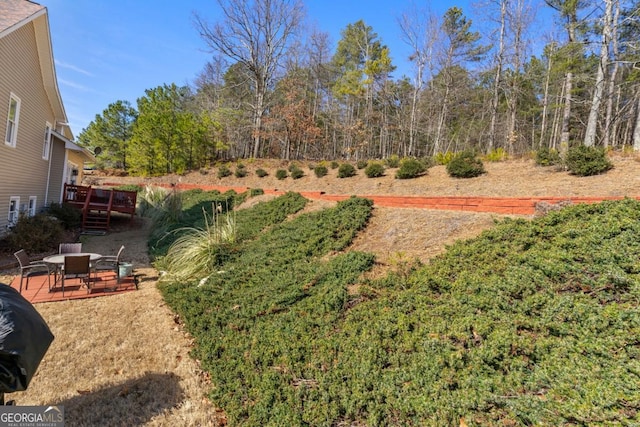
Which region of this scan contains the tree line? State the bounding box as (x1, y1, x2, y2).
(78, 0, 640, 176)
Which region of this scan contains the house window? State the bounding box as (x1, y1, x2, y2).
(28, 196, 37, 217)
(8, 196, 19, 225)
(43, 122, 52, 159)
(5, 94, 20, 147)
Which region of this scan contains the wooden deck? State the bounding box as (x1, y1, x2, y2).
(8, 271, 138, 304)
(63, 184, 137, 232)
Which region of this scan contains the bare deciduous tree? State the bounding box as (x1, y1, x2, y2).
(398, 4, 440, 156)
(584, 0, 615, 147)
(193, 0, 305, 158)
(545, 0, 585, 157)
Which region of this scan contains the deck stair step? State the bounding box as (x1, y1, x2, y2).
(83, 211, 109, 231)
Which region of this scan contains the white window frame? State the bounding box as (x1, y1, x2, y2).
(5, 93, 20, 147)
(8, 196, 20, 225)
(43, 122, 52, 160)
(28, 196, 37, 217)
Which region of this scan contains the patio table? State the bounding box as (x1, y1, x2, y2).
(43, 253, 102, 292)
(42, 253, 102, 265)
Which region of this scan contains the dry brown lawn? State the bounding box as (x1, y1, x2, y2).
(3, 155, 640, 426)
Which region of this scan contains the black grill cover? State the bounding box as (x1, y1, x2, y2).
(0, 285, 54, 393)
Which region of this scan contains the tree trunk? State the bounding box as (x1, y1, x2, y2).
(633, 92, 640, 151)
(489, 0, 507, 153)
(584, 0, 613, 147)
(603, 0, 620, 148)
(560, 71, 572, 157)
(539, 46, 554, 149)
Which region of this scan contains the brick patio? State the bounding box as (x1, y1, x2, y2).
(7, 270, 138, 304)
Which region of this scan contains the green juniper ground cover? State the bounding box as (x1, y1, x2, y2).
(154, 191, 640, 426)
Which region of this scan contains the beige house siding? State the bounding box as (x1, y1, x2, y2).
(47, 138, 66, 204)
(0, 4, 92, 235)
(0, 18, 58, 232)
(67, 149, 88, 183)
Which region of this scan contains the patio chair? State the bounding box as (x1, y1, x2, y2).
(59, 243, 82, 254)
(53, 243, 83, 281)
(60, 255, 92, 295)
(13, 250, 51, 293)
(92, 245, 125, 284)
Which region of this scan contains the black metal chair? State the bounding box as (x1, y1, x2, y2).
(58, 243, 82, 254)
(13, 250, 50, 293)
(93, 245, 125, 284)
(52, 243, 83, 283)
(60, 255, 91, 295)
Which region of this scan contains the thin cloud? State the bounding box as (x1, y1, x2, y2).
(55, 59, 93, 76)
(58, 78, 89, 91)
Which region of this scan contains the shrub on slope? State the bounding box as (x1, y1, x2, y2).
(162, 196, 640, 426)
(333, 198, 640, 425)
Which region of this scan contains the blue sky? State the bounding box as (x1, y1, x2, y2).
(40, 0, 549, 136)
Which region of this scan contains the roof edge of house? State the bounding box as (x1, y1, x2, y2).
(0, 6, 46, 39)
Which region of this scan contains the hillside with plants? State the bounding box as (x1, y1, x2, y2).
(76, 1, 640, 177)
(153, 188, 640, 426)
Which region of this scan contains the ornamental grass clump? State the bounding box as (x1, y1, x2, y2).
(385, 154, 400, 168)
(484, 147, 507, 162)
(138, 185, 183, 227)
(157, 204, 236, 282)
(433, 150, 455, 165)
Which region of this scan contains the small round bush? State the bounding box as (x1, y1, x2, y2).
(385, 155, 400, 168)
(255, 168, 268, 178)
(566, 145, 613, 176)
(337, 163, 356, 178)
(356, 159, 368, 169)
(330, 161, 339, 169)
(47, 202, 82, 229)
(234, 167, 248, 178)
(536, 147, 561, 166)
(217, 164, 232, 179)
(365, 162, 385, 178)
(288, 163, 299, 172)
(484, 147, 508, 162)
(314, 165, 328, 178)
(446, 151, 486, 178)
(249, 188, 264, 197)
(275, 169, 288, 180)
(396, 158, 427, 179)
(434, 151, 455, 165)
(290, 167, 304, 180)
